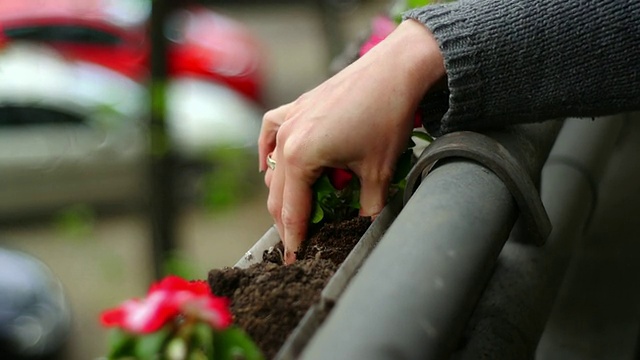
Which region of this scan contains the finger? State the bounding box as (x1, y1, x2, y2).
(358, 172, 390, 219)
(281, 162, 317, 265)
(266, 154, 285, 247)
(264, 168, 273, 188)
(259, 104, 290, 172)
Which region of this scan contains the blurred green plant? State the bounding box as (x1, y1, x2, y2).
(163, 250, 201, 280)
(150, 80, 171, 158)
(200, 146, 258, 212)
(391, 0, 453, 23)
(101, 276, 263, 360)
(54, 203, 96, 239)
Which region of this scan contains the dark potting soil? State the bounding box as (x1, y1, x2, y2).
(208, 216, 371, 359)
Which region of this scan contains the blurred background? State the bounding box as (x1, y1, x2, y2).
(0, 0, 389, 358)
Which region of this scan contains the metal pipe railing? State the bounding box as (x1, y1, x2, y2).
(451, 115, 625, 359)
(300, 121, 562, 359)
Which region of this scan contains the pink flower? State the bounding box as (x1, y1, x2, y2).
(100, 276, 232, 334)
(359, 16, 396, 57)
(100, 291, 178, 334)
(327, 168, 353, 190)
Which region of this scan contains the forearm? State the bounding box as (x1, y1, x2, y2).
(405, 0, 640, 135)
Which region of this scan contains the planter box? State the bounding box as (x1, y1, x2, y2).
(232, 193, 404, 359)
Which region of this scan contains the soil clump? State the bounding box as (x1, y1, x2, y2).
(208, 216, 371, 359)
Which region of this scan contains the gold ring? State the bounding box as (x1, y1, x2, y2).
(266, 154, 276, 170)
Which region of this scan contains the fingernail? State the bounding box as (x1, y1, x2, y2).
(284, 249, 296, 265)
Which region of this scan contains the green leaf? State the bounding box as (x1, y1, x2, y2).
(135, 328, 171, 360)
(412, 130, 434, 143)
(393, 178, 407, 192)
(312, 174, 337, 198)
(213, 327, 264, 360)
(392, 150, 414, 184)
(191, 322, 214, 357)
(107, 329, 136, 359)
(408, 0, 433, 8)
(349, 189, 361, 210)
(188, 350, 208, 360)
(311, 201, 324, 224)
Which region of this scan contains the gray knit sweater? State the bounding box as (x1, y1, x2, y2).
(404, 0, 640, 136)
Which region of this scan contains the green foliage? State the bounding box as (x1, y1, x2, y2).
(408, 0, 434, 8)
(162, 251, 201, 280)
(391, 0, 453, 23)
(150, 80, 167, 121)
(310, 174, 360, 225)
(213, 327, 264, 360)
(136, 329, 171, 359)
(201, 146, 256, 212)
(54, 203, 95, 239)
(411, 130, 435, 143)
(149, 80, 170, 158)
(191, 323, 214, 357)
(107, 327, 174, 359)
(106, 324, 262, 360)
(149, 125, 171, 158)
(310, 143, 416, 225)
(106, 329, 137, 359)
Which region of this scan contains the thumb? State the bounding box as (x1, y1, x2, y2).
(358, 175, 390, 218)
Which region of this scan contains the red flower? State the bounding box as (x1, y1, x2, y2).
(414, 112, 423, 128)
(100, 276, 232, 334)
(327, 168, 354, 190)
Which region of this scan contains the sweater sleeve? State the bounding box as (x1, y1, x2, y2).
(404, 0, 640, 136)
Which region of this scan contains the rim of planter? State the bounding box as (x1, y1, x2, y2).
(233, 192, 404, 359)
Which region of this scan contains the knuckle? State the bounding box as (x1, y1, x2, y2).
(281, 208, 304, 229)
(262, 107, 281, 123)
(267, 197, 281, 221)
(292, 91, 310, 106)
(277, 123, 309, 165)
(276, 119, 298, 140)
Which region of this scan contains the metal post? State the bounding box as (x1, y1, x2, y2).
(149, 0, 178, 280)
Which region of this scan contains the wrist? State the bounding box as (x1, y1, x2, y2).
(385, 19, 446, 103)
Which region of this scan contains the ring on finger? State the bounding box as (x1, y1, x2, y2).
(266, 154, 276, 170)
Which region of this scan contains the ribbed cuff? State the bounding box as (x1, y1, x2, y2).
(404, 3, 482, 136)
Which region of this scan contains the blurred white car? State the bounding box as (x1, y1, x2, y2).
(0, 44, 263, 218)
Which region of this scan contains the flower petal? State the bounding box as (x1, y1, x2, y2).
(181, 296, 233, 330)
(100, 276, 234, 335)
(328, 168, 354, 190)
(99, 291, 179, 334)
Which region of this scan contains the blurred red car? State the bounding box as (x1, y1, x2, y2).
(0, 0, 267, 217)
(0, 0, 264, 103)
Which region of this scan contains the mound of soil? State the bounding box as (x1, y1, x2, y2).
(208, 216, 371, 359)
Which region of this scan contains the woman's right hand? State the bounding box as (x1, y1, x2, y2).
(259, 19, 445, 264)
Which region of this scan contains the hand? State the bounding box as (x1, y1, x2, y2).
(259, 20, 445, 264)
